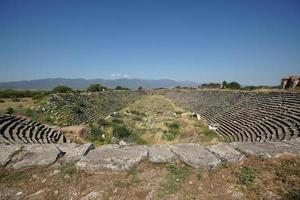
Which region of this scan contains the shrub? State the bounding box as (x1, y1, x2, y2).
(115, 86, 129, 90)
(32, 93, 45, 101)
(11, 98, 20, 102)
(162, 131, 176, 141)
(112, 118, 123, 124)
(53, 85, 73, 93)
(5, 107, 14, 115)
(227, 81, 241, 89)
(159, 164, 190, 196)
(87, 84, 107, 92)
(77, 101, 87, 107)
(166, 122, 180, 130)
(112, 125, 131, 140)
(239, 167, 257, 186)
(97, 118, 109, 127)
(87, 126, 104, 142)
(71, 105, 81, 114)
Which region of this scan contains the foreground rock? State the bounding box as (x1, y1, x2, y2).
(148, 144, 177, 163)
(230, 142, 300, 158)
(57, 143, 95, 162)
(9, 144, 63, 169)
(0, 144, 23, 167)
(170, 143, 221, 169)
(1, 143, 94, 169)
(76, 145, 149, 171)
(207, 143, 244, 163)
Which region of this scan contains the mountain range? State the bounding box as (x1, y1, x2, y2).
(0, 78, 200, 90)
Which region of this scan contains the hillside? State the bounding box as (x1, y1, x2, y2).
(0, 78, 200, 90)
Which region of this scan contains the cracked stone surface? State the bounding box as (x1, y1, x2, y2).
(76, 145, 149, 171)
(148, 144, 177, 163)
(170, 143, 221, 169)
(230, 142, 300, 158)
(8, 144, 63, 169)
(0, 144, 23, 167)
(207, 143, 244, 163)
(57, 143, 95, 162)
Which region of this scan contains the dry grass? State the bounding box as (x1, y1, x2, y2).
(0, 98, 34, 115)
(1, 155, 299, 200)
(115, 95, 222, 145)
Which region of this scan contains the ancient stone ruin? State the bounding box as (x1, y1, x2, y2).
(281, 75, 300, 89)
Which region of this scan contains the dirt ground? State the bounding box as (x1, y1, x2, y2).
(0, 98, 34, 115)
(1, 155, 299, 200)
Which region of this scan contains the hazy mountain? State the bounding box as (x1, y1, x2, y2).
(0, 78, 200, 90)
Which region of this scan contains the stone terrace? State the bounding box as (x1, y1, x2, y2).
(1, 139, 300, 171)
(161, 90, 300, 142)
(42, 90, 145, 125)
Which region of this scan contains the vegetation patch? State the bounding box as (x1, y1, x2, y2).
(5, 107, 14, 115)
(158, 164, 191, 196)
(238, 167, 257, 186)
(0, 171, 29, 185)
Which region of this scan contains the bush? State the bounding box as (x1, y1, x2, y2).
(5, 107, 14, 115)
(112, 118, 123, 124)
(77, 101, 87, 107)
(97, 118, 109, 127)
(239, 167, 257, 186)
(11, 98, 20, 102)
(115, 86, 130, 90)
(71, 105, 81, 114)
(112, 125, 131, 140)
(88, 126, 105, 142)
(87, 84, 107, 92)
(162, 131, 176, 141)
(222, 81, 241, 90)
(32, 93, 45, 101)
(52, 85, 73, 93)
(166, 122, 179, 130)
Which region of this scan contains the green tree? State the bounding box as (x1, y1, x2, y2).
(115, 86, 129, 90)
(87, 84, 107, 92)
(5, 107, 14, 115)
(52, 85, 73, 93)
(227, 81, 241, 89)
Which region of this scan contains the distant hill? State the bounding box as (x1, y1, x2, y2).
(0, 78, 200, 90)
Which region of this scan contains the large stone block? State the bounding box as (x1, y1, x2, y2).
(148, 144, 177, 163)
(170, 143, 221, 169)
(207, 143, 244, 163)
(76, 145, 149, 171)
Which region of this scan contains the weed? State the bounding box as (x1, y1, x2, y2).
(111, 118, 124, 124)
(162, 131, 176, 141)
(196, 172, 203, 181)
(239, 167, 257, 186)
(71, 105, 82, 114)
(11, 98, 20, 102)
(61, 162, 77, 177)
(159, 164, 191, 196)
(166, 122, 180, 130)
(129, 110, 146, 116)
(0, 171, 29, 185)
(5, 107, 14, 115)
(87, 125, 105, 143)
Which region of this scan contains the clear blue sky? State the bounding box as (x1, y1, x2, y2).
(0, 0, 299, 85)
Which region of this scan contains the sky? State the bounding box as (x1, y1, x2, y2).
(0, 0, 299, 85)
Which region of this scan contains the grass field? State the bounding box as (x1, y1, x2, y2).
(86, 94, 223, 145)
